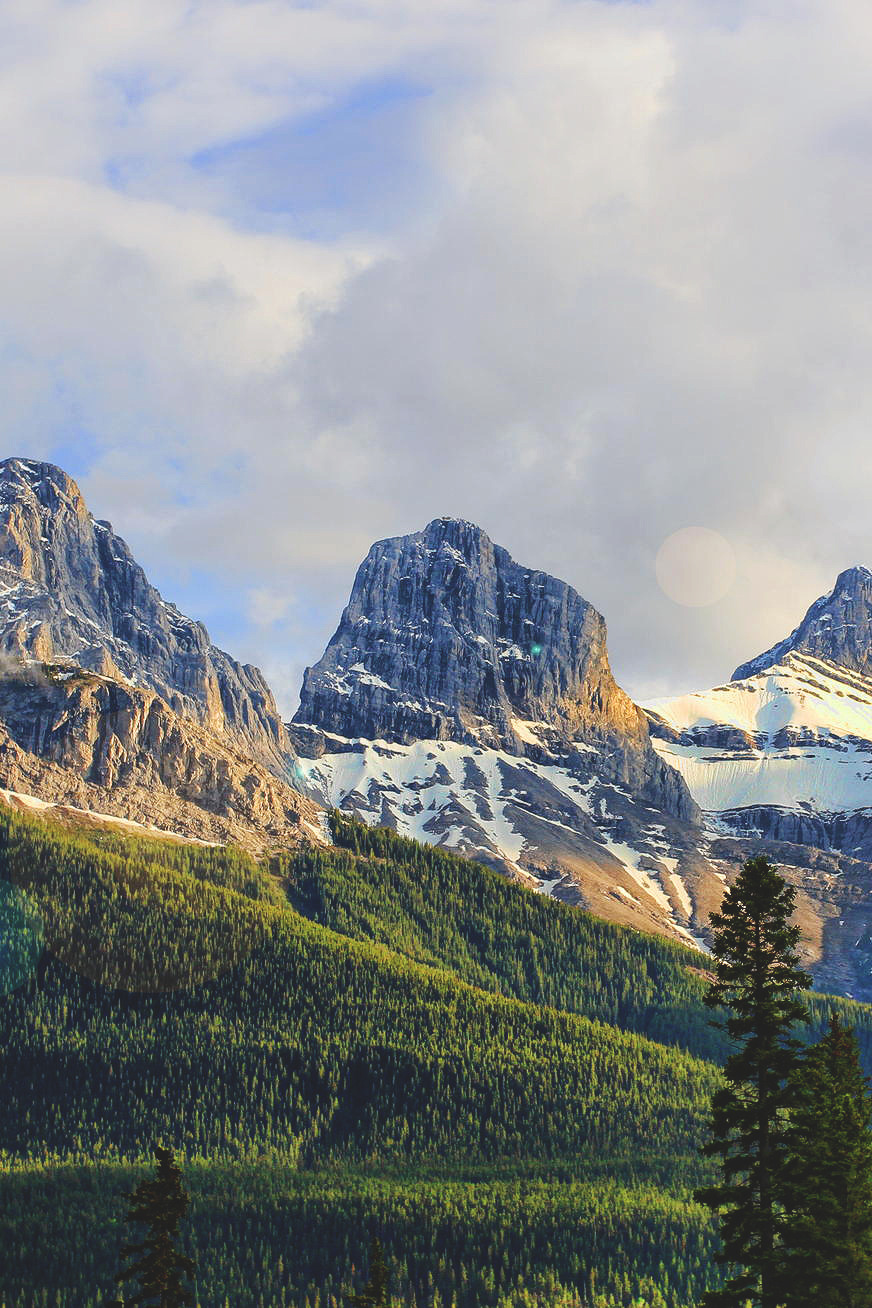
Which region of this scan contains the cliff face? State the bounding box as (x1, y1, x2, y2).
(0, 458, 320, 851)
(0, 664, 320, 851)
(0, 458, 289, 768)
(295, 517, 695, 818)
(290, 518, 710, 952)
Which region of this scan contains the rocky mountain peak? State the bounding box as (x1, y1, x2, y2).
(0, 457, 291, 767)
(733, 565, 872, 681)
(0, 456, 86, 503)
(294, 519, 696, 820)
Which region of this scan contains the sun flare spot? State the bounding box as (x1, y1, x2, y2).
(655, 527, 736, 608)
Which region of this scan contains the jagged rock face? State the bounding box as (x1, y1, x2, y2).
(290, 517, 708, 951)
(734, 566, 872, 680)
(714, 805, 872, 861)
(0, 458, 289, 768)
(295, 517, 695, 819)
(0, 664, 320, 852)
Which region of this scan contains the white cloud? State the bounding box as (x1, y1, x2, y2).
(2, 0, 872, 710)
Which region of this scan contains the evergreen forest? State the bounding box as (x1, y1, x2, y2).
(1, 806, 869, 1306)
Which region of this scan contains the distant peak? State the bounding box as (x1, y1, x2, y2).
(733, 565, 872, 681)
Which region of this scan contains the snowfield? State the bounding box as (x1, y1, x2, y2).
(645, 653, 872, 815)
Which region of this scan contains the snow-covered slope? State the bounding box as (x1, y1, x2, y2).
(294, 726, 712, 948)
(640, 634, 872, 999)
(646, 652, 872, 818)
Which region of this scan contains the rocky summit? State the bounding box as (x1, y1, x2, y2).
(0, 458, 288, 764)
(0, 459, 319, 850)
(733, 565, 872, 680)
(10, 458, 872, 995)
(295, 516, 694, 817)
(292, 518, 717, 950)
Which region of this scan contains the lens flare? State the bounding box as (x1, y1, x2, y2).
(0, 880, 44, 995)
(655, 527, 736, 608)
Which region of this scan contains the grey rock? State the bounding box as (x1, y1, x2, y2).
(294, 517, 697, 820)
(717, 804, 872, 863)
(0, 458, 290, 770)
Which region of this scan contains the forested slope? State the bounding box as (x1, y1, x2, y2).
(0, 807, 864, 1307)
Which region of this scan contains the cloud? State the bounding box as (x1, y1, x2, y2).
(2, 0, 872, 710)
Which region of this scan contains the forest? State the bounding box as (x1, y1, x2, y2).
(1, 807, 869, 1306)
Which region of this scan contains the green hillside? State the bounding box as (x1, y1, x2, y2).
(0, 806, 859, 1307)
(286, 813, 726, 1060)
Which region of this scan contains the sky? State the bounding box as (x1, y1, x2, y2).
(2, 0, 872, 712)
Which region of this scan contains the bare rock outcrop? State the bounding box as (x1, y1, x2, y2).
(294, 517, 696, 819)
(0, 664, 320, 852)
(0, 458, 290, 770)
(734, 565, 872, 680)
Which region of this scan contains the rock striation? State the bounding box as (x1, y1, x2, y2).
(0, 458, 289, 767)
(0, 458, 318, 851)
(295, 517, 695, 819)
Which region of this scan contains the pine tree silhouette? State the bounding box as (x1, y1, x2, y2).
(107, 1146, 195, 1307)
(346, 1237, 391, 1307)
(695, 855, 810, 1308)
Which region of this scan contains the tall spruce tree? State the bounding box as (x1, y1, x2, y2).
(696, 855, 810, 1308)
(110, 1146, 195, 1307)
(346, 1237, 391, 1307)
(779, 1013, 872, 1308)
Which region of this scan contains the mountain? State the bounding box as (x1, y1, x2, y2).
(0, 459, 320, 849)
(291, 517, 720, 949)
(646, 652, 872, 843)
(646, 571, 872, 998)
(291, 532, 872, 996)
(733, 565, 872, 680)
(0, 458, 286, 757)
(8, 457, 872, 991)
(646, 569, 872, 850)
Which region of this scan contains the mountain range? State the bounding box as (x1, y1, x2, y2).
(5, 456, 872, 995)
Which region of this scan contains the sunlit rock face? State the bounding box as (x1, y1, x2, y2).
(0, 458, 289, 767)
(291, 519, 712, 954)
(295, 516, 695, 818)
(0, 458, 319, 852)
(0, 665, 321, 853)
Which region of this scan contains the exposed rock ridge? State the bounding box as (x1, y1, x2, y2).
(734, 566, 872, 680)
(0, 664, 320, 852)
(0, 458, 290, 770)
(294, 516, 697, 821)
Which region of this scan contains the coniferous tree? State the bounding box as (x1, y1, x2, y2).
(696, 856, 810, 1308)
(346, 1237, 390, 1307)
(111, 1146, 195, 1307)
(779, 1013, 872, 1308)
